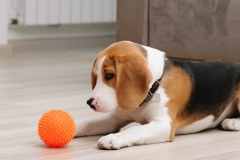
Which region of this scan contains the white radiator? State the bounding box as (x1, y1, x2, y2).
(15, 0, 116, 26)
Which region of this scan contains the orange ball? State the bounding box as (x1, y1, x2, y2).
(38, 110, 76, 147)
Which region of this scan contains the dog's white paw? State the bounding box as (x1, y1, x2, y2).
(221, 118, 240, 131)
(97, 133, 129, 150)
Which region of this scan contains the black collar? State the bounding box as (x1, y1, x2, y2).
(139, 74, 164, 106)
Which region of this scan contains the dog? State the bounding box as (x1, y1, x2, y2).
(75, 41, 240, 149)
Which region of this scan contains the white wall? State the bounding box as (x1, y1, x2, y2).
(13, 0, 116, 26)
(1, 0, 117, 44)
(0, 0, 8, 45)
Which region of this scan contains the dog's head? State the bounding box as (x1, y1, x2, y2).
(86, 41, 153, 112)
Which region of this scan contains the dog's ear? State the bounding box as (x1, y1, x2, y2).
(114, 54, 152, 110)
(91, 59, 97, 90)
(91, 71, 97, 90)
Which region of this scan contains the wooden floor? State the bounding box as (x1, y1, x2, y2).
(1, 48, 240, 160)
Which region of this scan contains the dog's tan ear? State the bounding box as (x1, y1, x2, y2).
(115, 54, 152, 110)
(91, 71, 97, 90)
(91, 59, 97, 90)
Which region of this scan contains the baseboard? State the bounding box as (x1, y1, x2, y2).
(10, 36, 116, 55)
(0, 44, 13, 57)
(9, 23, 116, 40)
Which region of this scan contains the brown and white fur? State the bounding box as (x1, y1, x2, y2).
(75, 41, 240, 149)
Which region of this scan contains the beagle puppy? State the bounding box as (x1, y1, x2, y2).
(75, 41, 240, 149)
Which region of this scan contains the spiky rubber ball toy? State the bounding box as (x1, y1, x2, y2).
(38, 110, 76, 147)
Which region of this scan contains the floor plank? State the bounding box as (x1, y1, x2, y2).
(1, 48, 240, 159)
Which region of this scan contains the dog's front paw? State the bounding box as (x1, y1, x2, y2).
(221, 118, 240, 131)
(97, 133, 129, 150)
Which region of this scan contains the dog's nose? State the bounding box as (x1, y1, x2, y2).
(87, 98, 96, 110)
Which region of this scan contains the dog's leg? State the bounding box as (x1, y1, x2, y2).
(75, 113, 128, 137)
(221, 97, 240, 131)
(97, 121, 171, 149)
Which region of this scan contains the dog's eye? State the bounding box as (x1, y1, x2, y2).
(105, 73, 114, 80)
